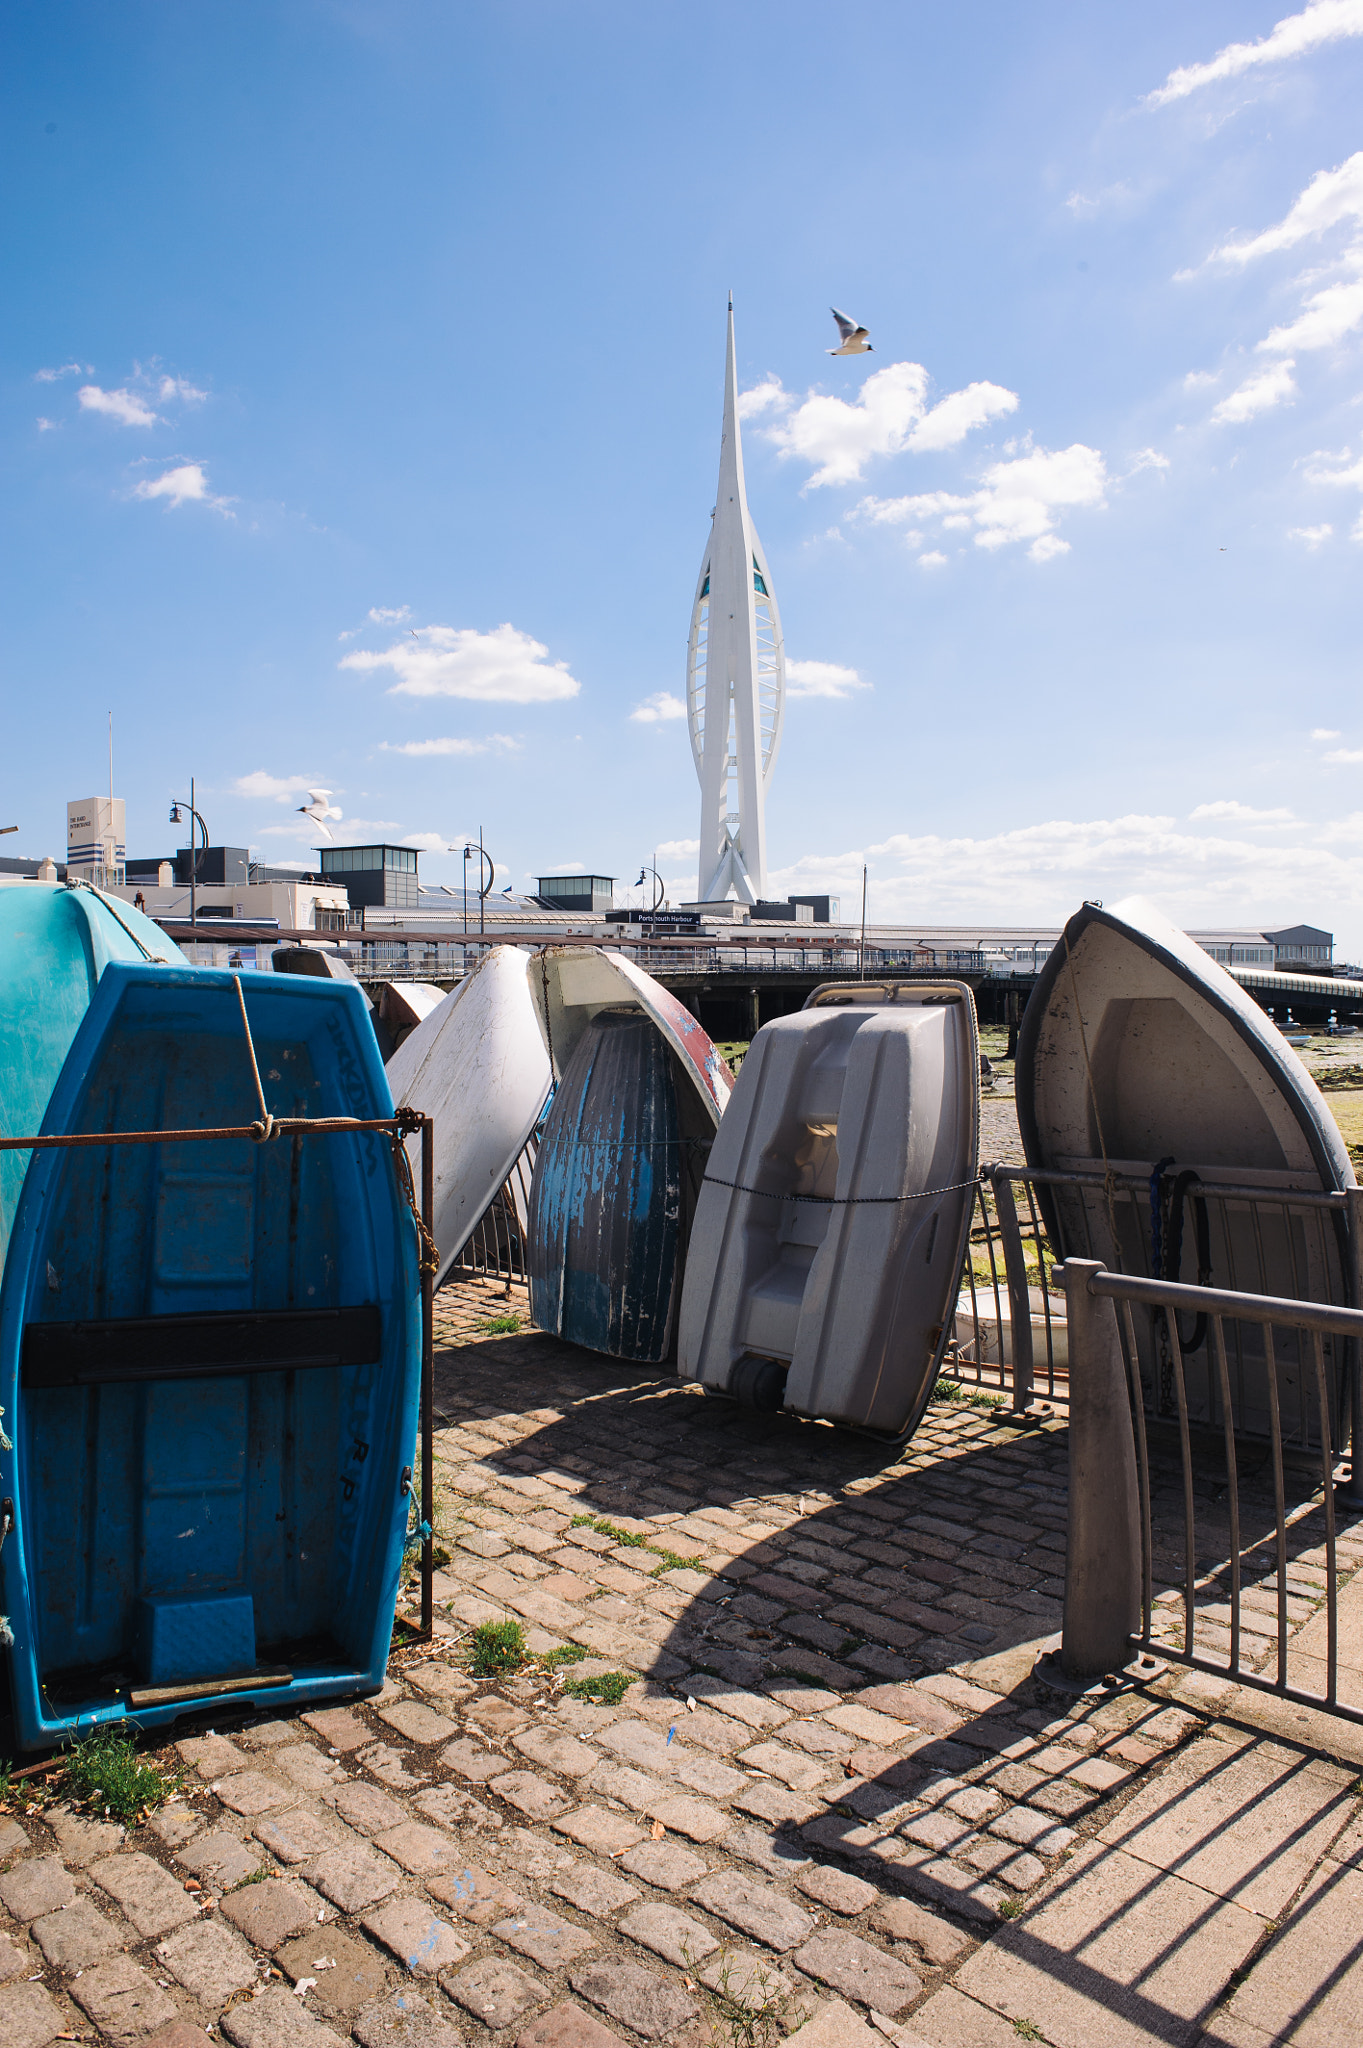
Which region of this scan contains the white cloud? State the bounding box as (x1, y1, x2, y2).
(402, 832, 449, 853)
(36, 417, 57, 432)
(654, 838, 700, 860)
(746, 363, 1018, 488)
(1190, 800, 1296, 823)
(859, 443, 1107, 561)
(630, 692, 687, 723)
(130, 461, 232, 512)
(1259, 266, 1363, 354)
(380, 734, 520, 756)
(1305, 449, 1363, 531)
(1290, 524, 1335, 545)
(785, 660, 870, 699)
(1324, 748, 1363, 763)
(35, 362, 82, 382)
(1065, 181, 1135, 218)
(737, 377, 788, 420)
(79, 384, 158, 427)
(917, 551, 949, 570)
(233, 771, 326, 804)
(1147, 2, 1363, 107)
(1313, 727, 1343, 738)
(1207, 152, 1363, 266)
(157, 376, 207, 404)
(262, 814, 399, 843)
(1126, 447, 1171, 476)
(1211, 360, 1298, 423)
(341, 623, 580, 703)
(369, 605, 411, 624)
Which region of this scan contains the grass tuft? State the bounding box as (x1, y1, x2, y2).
(648, 1548, 704, 1578)
(467, 1619, 527, 1676)
(997, 1896, 1025, 1920)
(536, 1643, 588, 1671)
(573, 1513, 701, 1576)
(64, 1728, 178, 1824)
(563, 1670, 632, 1706)
(478, 1313, 523, 1335)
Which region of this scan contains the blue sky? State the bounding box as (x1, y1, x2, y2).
(5, 3, 1363, 944)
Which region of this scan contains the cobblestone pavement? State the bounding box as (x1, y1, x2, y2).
(5, 1277, 1363, 2047)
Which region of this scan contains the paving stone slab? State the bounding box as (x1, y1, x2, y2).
(428, 1864, 525, 1926)
(374, 1821, 459, 1877)
(380, 1701, 461, 1746)
(177, 1828, 263, 1888)
(618, 1900, 719, 1968)
(467, 1696, 531, 1738)
(493, 1769, 573, 1820)
(794, 1928, 923, 2017)
(515, 2000, 629, 2048)
(279, 1927, 390, 2016)
(32, 1895, 123, 1973)
(334, 1782, 408, 1836)
(70, 1952, 181, 2038)
(734, 1782, 823, 1827)
(143, 2023, 219, 2048)
(307, 1842, 400, 1912)
(443, 1954, 545, 2028)
(690, 1869, 815, 1952)
(180, 1733, 250, 1778)
(90, 1851, 203, 1937)
(1096, 1734, 1355, 1920)
(515, 1727, 603, 1778)
(157, 1916, 260, 2004)
(0, 1816, 27, 1857)
(785, 1995, 891, 2048)
(220, 1877, 329, 1951)
(0, 1853, 76, 1921)
(695, 1946, 794, 2011)
(495, 1904, 600, 1969)
(0, 1979, 66, 2048)
(302, 1708, 372, 1753)
(45, 1806, 125, 1866)
(215, 1770, 297, 1816)
(1211, 1856, 1363, 2048)
(553, 1806, 646, 1856)
(568, 1959, 698, 2039)
(551, 1864, 641, 1917)
(0, 1929, 31, 1981)
(273, 1745, 347, 1798)
(353, 1989, 465, 2048)
(726, 1824, 814, 1877)
(254, 1807, 348, 1865)
(149, 1805, 205, 1851)
(646, 1793, 729, 1843)
(797, 1867, 878, 1917)
(618, 1841, 710, 1891)
(949, 1838, 1266, 2048)
(363, 1895, 471, 1976)
(222, 1981, 352, 2048)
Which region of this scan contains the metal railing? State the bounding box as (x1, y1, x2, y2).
(946, 1164, 1361, 1452)
(448, 1132, 538, 1291)
(1056, 1259, 1363, 1724)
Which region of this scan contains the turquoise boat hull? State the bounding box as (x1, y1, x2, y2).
(0, 884, 182, 1272)
(0, 961, 420, 1751)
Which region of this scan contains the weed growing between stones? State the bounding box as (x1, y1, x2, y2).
(694, 1945, 787, 2048)
(64, 1728, 179, 1823)
(478, 1313, 523, 1335)
(536, 1644, 588, 1671)
(1011, 2022, 1044, 2042)
(563, 1670, 632, 1706)
(571, 1513, 701, 1576)
(997, 1896, 1025, 1919)
(467, 1619, 528, 1675)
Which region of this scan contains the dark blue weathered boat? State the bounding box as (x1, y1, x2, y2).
(528, 1008, 701, 1362)
(0, 960, 420, 1750)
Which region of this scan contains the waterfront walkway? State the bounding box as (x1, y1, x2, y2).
(4, 1277, 1363, 2046)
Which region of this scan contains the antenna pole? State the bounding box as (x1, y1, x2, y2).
(859, 864, 868, 979)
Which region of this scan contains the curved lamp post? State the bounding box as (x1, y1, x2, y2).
(169, 778, 209, 927)
(636, 865, 664, 915)
(450, 828, 494, 939)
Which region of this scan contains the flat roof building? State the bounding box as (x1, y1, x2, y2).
(319, 844, 420, 910)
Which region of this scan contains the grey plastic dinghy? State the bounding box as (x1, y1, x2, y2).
(678, 980, 980, 1437)
(1016, 895, 1356, 1442)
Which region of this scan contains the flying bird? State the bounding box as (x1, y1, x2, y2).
(828, 308, 873, 355)
(297, 788, 343, 840)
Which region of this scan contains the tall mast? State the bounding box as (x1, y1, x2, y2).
(686, 297, 785, 905)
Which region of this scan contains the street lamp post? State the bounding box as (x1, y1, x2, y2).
(636, 865, 664, 915)
(451, 829, 495, 946)
(169, 778, 209, 928)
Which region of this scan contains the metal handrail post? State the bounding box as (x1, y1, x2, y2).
(420, 1114, 435, 1638)
(1343, 1186, 1363, 1508)
(990, 1170, 1034, 1415)
(1058, 1259, 1142, 1678)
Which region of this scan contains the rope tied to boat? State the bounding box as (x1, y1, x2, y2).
(392, 1107, 441, 1278)
(233, 976, 277, 1142)
(699, 1171, 984, 1207)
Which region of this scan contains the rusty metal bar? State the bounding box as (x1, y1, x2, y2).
(0, 1115, 405, 1152)
(420, 1115, 435, 1640)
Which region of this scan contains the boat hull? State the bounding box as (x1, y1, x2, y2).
(387, 948, 552, 1288)
(1016, 896, 1356, 1442)
(679, 982, 979, 1436)
(0, 962, 420, 1751)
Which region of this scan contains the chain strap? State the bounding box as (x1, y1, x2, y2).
(392, 1107, 441, 1277)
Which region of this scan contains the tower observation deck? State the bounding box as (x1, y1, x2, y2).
(687, 298, 786, 905)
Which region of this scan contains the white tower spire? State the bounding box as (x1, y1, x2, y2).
(687, 296, 785, 904)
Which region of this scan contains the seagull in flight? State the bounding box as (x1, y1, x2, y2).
(297, 788, 343, 840)
(828, 308, 873, 355)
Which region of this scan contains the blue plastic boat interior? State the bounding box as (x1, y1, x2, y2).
(0, 961, 421, 1751)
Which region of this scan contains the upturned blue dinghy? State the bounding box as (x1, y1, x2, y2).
(0, 884, 181, 1274)
(0, 960, 420, 1751)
